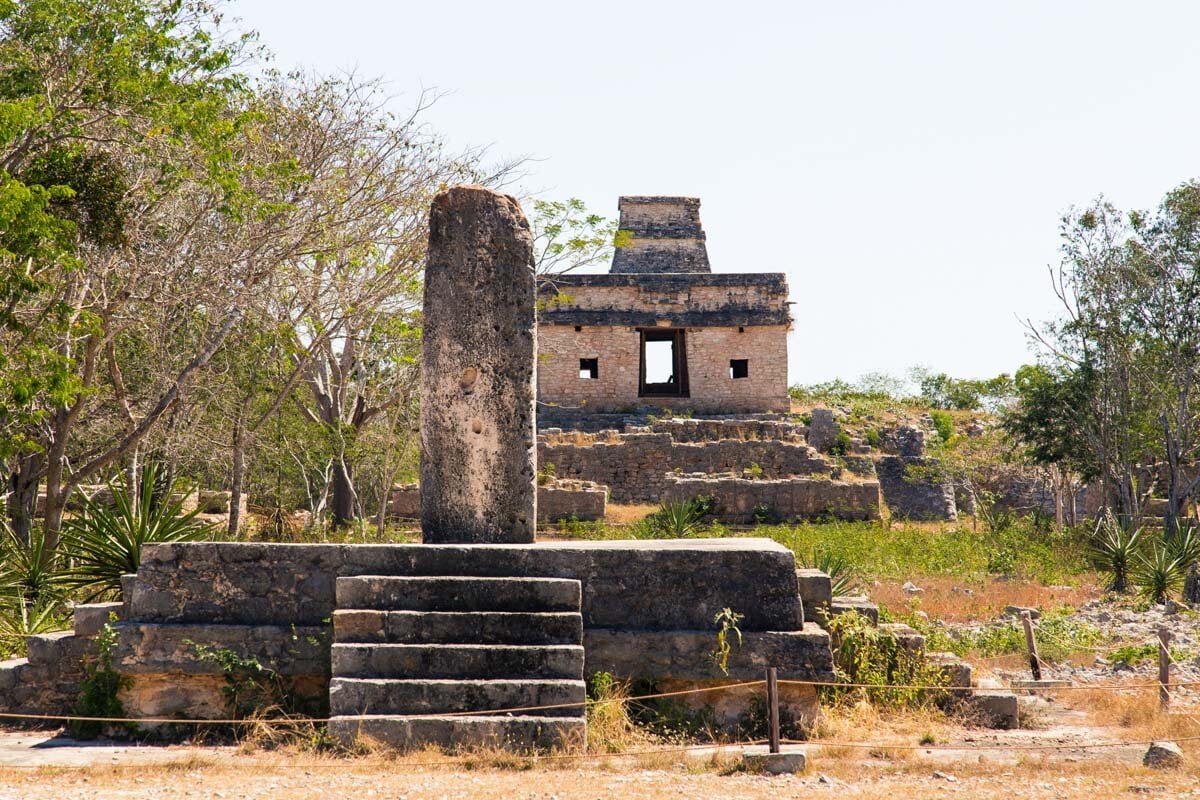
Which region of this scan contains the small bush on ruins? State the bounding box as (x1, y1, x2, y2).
(61, 465, 214, 600)
(536, 462, 557, 486)
(72, 618, 132, 739)
(929, 410, 954, 443)
(190, 643, 291, 720)
(823, 609, 948, 708)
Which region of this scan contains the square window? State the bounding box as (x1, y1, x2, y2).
(579, 358, 598, 379)
(730, 359, 749, 379)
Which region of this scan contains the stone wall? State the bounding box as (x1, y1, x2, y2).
(388, 480, 608, 522)
(876, 455, 957, 521)
(537, 323, 790, 414)
(646, 418, 806, 442)
(663, 474, 881, 523)
(538, 432, 832, 503)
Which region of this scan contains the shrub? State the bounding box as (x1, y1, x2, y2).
(864, 429, 882, 448)
(72, 618, 132, 739)
(743, 462, 764, 479)
(61, 464, 214, 600)
(829, 430, 852, 456)
(536, 462, 556, 486)
(822, 609, 947, 707)
(929, 410, 954, 442)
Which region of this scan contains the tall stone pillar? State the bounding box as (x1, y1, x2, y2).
(419, 185, 537, 543)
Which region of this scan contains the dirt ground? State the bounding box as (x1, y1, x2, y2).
(4, 694, 1200, 800)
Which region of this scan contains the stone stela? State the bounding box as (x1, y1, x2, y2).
(419, 185, 538, 544)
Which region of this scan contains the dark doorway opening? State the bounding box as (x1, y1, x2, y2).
(639, 328, 688, 397)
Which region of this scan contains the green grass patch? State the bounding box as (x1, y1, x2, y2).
(757, 520, 1091, 585)
(554, 517, 1092, 585)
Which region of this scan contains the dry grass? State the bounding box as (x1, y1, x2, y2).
(870, 575, 1102, 623)
(604, 503, 657, 525)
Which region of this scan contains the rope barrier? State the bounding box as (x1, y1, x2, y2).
(1, 673, 1196, 730)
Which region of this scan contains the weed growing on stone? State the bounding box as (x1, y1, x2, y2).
(710, 607, 744, 676)
(823, 610, 948, 708)
(72, 616, 132, 739)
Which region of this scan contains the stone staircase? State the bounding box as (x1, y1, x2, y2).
(327, 575, 587, 750)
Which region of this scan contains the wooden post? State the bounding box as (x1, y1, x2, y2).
(1021, 611, 1042, 681)
(1159, 626, 1171, 710)
(766, 667, 780, 754)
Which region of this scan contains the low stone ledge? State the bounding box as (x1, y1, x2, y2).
(130, 539, 803, 633)
(113, 623, 330, 676)
(583, 625, 834, 682)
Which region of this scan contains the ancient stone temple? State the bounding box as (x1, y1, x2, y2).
(537, 196, 792, 415)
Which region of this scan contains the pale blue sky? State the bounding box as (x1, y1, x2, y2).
(232, 0, 1200, 387)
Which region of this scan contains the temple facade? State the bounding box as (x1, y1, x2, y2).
(537, 196, 792, 414)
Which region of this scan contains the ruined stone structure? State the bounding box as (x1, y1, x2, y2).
(663, 474, 881, 524)
(537, 197, 791, 415)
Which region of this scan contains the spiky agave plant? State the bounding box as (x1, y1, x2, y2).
(1089, 512, 1146, 593)
(798, 547, 858, 597)
(1134, 543, 1185, 604)
(0, 525, 66, 606)
(61, 464, 213, 601)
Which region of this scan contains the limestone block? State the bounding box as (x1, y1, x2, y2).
(73, 602, 123, 637)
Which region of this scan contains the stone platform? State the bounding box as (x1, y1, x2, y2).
(113, 538, 832, 733)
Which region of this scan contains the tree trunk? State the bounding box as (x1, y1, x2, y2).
(228, 416, 246, 538)
(8, 452, 42, 544)
(331, 459, 354, 528)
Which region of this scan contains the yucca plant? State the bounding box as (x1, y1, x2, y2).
(0, 596, 66, 658)
(798, 547, 858, 596)
(633, 499, 708, 539)
(1089, 512, 1146, 593)
(1165, 525, 1200, 568)
(0, 525, 66, 605)
(61, 465, 214, 600)
(1134, 543, 1185, 603)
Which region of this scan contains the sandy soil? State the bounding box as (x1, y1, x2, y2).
(3, 697, 1200, 800)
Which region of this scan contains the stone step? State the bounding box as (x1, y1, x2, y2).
(328, 678, 586, 717)
(336, 576, 581, 613)
(333, 610, 582, 645)
(327, 714, 586, 751)
(331, 644, 584, 680)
